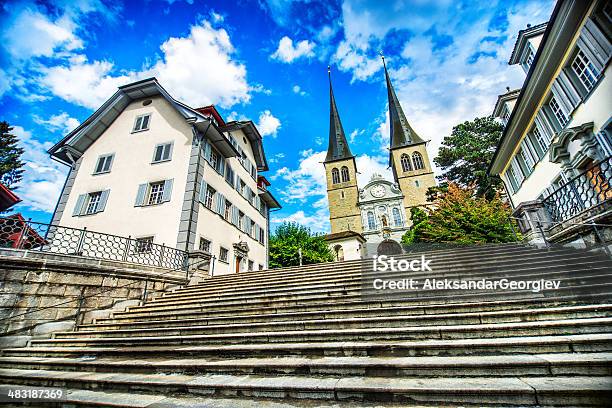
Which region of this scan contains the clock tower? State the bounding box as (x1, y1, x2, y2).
(324, 68, 362, 234)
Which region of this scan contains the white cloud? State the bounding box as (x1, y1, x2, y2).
(268, 152, 285, 164)
(210, 10, 224, 23)
(256, 110, 281, 137)
(333, 1, 553, 172)
(292, 85, 307, 96)
(41, 56, 133, 110)
(271, 36, 316, 63)
(11, 126, 67, 213)
(39, 20, 252, 110)
(271, 208, 329, 233)
(33, 112, 80, 135)
(1, 8, 82, 60)
(349, 128, 364, 143)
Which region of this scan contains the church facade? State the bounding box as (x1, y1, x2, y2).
(323, 59, 436, 259)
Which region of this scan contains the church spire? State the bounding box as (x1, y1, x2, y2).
(325, 66, 354, 163)
(381, 54, 425, 149)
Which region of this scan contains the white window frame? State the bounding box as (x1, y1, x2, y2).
(199, 237, 211, 252)
(549, 96, 568, 127)
(152, 142, 173, 163)
(135, 236, 154, 254)
(219, 247, 229, 263)
(204, 186, 215, 209)
(147, 182, 165, 205)
(93, 154, 114, 175)
(85, 192, 102, 215)
(133, 114, 151, 133)
(571, 48, 600, 92)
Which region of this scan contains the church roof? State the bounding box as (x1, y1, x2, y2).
(383, 56, 425, 150)
(325, 67, 354, 163)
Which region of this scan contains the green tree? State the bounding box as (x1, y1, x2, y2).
(434, 116, 503, 198)
(401, 184, 518, 245)
(0, 121, 25, 189)
(269, 222, 334, 268)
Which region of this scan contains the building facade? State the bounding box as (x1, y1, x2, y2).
(324, 60, 436, 257)
(49, 78, 280, 275)
(489, 0, 611, 245)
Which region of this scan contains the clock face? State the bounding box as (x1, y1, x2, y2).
(371, 185, 386, 198)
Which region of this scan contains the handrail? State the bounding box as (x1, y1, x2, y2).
(542, 156, 611, 223)
(0, 217, 189, 271)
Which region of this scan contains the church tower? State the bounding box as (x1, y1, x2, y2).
(382, 55, 436, 216)
(324, 67, 362, 234)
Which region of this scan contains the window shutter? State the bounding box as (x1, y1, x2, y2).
(162, 179, 173, 202)
(204, 141, 212, 162)
(551, 78, 575, 114)
(557, 70, 581, 108)
(199, 179, 208, 203)
(579, 20, 611, 71)
(232, 206, 239, 226)
(73, 194, 87, 216)
(135, 184, 147, 206)
(106, 155, 114, 172)
(526, 133, 544, 160)
(218, 155, 225, 175)
(98, 190, 110, 213)
(235, 176, 241, 191)
(243, 215, 249, 233)
(215, 193, 225, 215)
(534, 112, 553, 142)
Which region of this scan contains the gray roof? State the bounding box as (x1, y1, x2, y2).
(325, 69, 354, 163)
(383, 58, 425, 150)
(48, 77, 239, 165)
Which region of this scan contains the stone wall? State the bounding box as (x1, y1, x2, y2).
(0, 249, 187, 347)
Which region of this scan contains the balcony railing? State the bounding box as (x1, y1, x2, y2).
(542, 156, 612, 223)
(0, 216, 189, 270)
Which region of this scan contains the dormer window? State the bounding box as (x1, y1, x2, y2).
(133, 114, 151, 132)
(501, 105, 511, 125)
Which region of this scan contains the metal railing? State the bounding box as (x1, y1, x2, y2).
(0, 216, 188, 270)
(542, 156, 612, 223)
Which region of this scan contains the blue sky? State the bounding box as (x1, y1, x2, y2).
(0, 0, 554, 232)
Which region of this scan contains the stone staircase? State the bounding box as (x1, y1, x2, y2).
(1, 243, 612, 406)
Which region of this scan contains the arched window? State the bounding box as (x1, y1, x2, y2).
(400, 153, 412, 172)
(331, 168, 340, 184)
(392, 207, 402, 226)
(340, 166, 350, 182)
(412, 152, 425, 170)
(381, 215, 388, 227)
(367, 211, 375, 230)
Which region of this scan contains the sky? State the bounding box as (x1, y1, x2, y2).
(0, 0, 555, 232)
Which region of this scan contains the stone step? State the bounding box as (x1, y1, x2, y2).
(87, 295, 612, 329)
(0, 385, 414, 408)
(158, 255, 611, 302)
(149, 262, 612, 306)
(106, 289, 612, 323)
(177, 250, 608, 296)
(29, 317, 612, 347)
(58, 304, 612, 339)
(190, 244, 568, 287)
(119, 275, 612, 316)
(5, 334, 612, 359)
(1, 368, 610, 406)
(1, 353, 611, 378)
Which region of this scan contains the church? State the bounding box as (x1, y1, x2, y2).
(324, 57, 436, 260)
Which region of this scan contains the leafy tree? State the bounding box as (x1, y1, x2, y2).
(269, 222, 334, 268)
(401, 183, 519, 245)
(0, 121, 25, 189)
(434, 116, 503, 198)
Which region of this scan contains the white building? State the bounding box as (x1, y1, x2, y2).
(49, 78, 281, 275)
(489, 0, 611, 245)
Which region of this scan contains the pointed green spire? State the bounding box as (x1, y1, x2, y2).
(325, 66, 354, 163)
(382, 54, 425, 149)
